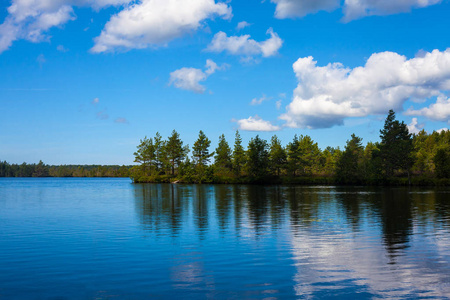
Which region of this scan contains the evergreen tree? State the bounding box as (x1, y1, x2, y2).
(153, 132, 166, 173)
(232, 130, 246, 176)
(165, 130, 187, 175)
(379, 110, 414, 181)
(336, 134, 364, 184)
(434, 148, 450, 178)
(297, 135, 321, 175)
(321, 147, 341, 176)
(287, 135, 301, 176)
(192, 130, 213, 167)
(133, 136, 153, 175)
(269, 135, 287, 176)
(214, 134, 232, 171)
(32, 160, 49, 177)
(246, 135, 269, 179)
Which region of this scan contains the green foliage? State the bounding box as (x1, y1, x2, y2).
(232, 130, 246, 176)
(336, 134, 364, 184)
(192, 130, 213, 167)
(269, 135, 287, 176)
(166, 130, 188, 175)
(246, 135, 269, 179)
(320, 146, 341, 176)
(0, 161, 131, 178)
(287, 135, 321, 176)
(214, 134, 232, 171)
(32, 160, 49, 177)
(434, 148, 450, 178)
(287, 135, 301, 176)
(133, 136, 153, 175)
(379, 110, 414, 178)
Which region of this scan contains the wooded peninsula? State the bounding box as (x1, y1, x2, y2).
(1, 110, 449, 186)
(130, 110, 450, 186)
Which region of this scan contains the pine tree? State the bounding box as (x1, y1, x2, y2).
(269, 135, 287, 176)
(214, 134, 232, 171)
(192, 130, 213, 167)
(133, 136, 153, 175)
(434, 148, 450, 178)
(379, 110, 414, 181)
(246, 135, 269, 179)
(297, 135, 321, 175)
(165, 130, 187, 175)
(336, 134, 364, 184)
(32, 160, 49, 177)
(232, 130, 246, 176)
(287, 135, 301, 176)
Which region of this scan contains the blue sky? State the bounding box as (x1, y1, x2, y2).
(1, 0, 450, 165)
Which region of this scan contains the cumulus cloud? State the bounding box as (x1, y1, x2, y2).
(342, 0, 442, 22)
(0, 0, 130, 53)
(235, 115, 281, 132)
(407, 118, 425, 134)
(280, 49, 450, 129)
(271, 0, 340, 19)
(169, 59, 228, 93)
(270, 0, 441, 21)
(206, 28, 283, 58)
(437, 128, 449, 133)
(236, 21, 251, 31)
(405, 96, 450, 122)
(91, 0, 232, 53)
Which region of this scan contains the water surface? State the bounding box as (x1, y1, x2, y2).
(1, 178, 450, 299)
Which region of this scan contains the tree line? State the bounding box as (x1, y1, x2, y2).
(0, 161, 131, 178)
(131, 110, 450, 185)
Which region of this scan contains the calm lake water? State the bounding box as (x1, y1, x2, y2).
(1, 178, 450, 299)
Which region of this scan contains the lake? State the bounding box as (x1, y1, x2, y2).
(1, 178, 450, 299)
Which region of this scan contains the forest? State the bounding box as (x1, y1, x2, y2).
(131, 110, 450, 186)
(0, 162, 131, 178)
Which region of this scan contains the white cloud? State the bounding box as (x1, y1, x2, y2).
(235, 115, 281, 132)
(236, 21, 251, 30)
(0, 0, 131, 53)
(91, 0, 232, 53)
(343, 0, 442, 22)
(270, 0, 441, 21)
(280, 49, 450, 129)
(271, 0, 340, 19)
(250, 94, 270, 105)
(92, 97, 99, 105)
(437, 128, 449, 133)
(407, 118, 425, 134)
(405, 96, 450, 123)
(169, 59, 228, 93)
(206, 28, 283, 58)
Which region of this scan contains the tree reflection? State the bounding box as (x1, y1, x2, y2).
(378, 189, 413, 263)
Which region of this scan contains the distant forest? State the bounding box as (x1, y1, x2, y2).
(131, 110, 450, 186)
(0, 163, 131, 178)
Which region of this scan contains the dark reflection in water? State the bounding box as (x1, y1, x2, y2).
(134, 184, 450, 299)
(2, 179, 450, 299)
